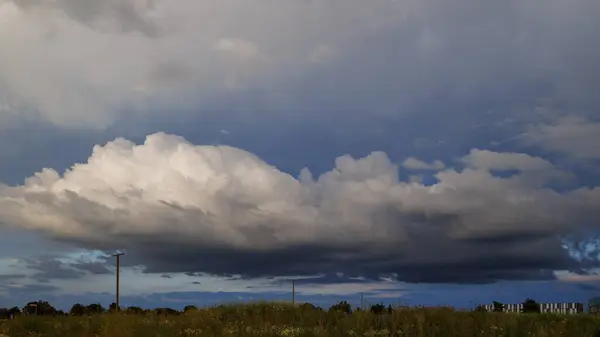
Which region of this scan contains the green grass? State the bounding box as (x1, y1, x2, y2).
(2, 302, 600, 337)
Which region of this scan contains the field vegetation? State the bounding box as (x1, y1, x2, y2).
(1, 301, 600, 337)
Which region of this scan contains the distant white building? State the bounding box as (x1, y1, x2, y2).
(481, 303, 524, 313)
(540, 302, 583, 314)
(481, 302, 583, 314)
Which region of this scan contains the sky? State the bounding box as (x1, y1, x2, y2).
(1, 0, 600, 311)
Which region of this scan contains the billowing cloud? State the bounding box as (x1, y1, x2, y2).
(0, 0, 598, 129)
(462, 149, 555, 171)
(0, 133, 599, 283)
(522, 116, 600, 161)
(402, 158, 445, 171)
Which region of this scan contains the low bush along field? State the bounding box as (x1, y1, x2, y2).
(2, 302, 600, 337)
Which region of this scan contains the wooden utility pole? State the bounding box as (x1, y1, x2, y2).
(112, 252, 125, 311)
(292, 280, 295, 307)
(361, 292, 364, 310)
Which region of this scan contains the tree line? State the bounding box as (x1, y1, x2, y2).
(0, 300, 401, 318)
(0, 298, 546, 319)
(0, 300, 167, 318)
(475, 298, 543, 313)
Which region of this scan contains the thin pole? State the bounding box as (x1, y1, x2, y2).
(292, 280, 295, 307)
(113, 252, 124, 312)
(361, 292, 364, 310)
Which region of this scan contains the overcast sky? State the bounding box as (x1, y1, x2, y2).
(1, 0, 600, 310)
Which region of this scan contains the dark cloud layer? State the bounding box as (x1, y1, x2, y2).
(1, 0, 599, 129)
(0, 274, 25, 282)
(120, 234, 573, 284)
(23, 256, 85, 282)
(22, 255, 113, 283)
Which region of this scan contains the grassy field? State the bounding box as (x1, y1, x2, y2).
(2, 302, 600, 337)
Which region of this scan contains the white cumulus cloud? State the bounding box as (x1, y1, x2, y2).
(0, 133, 598, 282)
(462, 149, 555, 171)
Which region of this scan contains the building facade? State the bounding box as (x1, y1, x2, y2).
(481, 303, 524, 313)
(481, 302, 583, 314)
(539, 302, 583, 314)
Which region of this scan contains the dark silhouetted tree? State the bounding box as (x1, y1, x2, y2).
(10, 306, 21, 315)
(492, 301, 504, 312)
(0, 306, 20, 319)
(155, 307, 179, 315)
(23, 301, 56, 316)
(39, 301, 57, 315)
(86, 303, 105, 314)
(299, 303, 317, 312)
(329, 301, 352, 314)
(183, 305, 198, 313)
(522, 298, 541, 313)
(126, 306, 144, 315)
(370, 303, 386, 314)
(109, 302, 120, 312)
(69, 303, 86, 316)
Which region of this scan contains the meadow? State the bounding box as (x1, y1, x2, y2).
(2, 302, 600, 337)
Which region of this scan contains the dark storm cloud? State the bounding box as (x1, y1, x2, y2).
(70, 261, 112, 275)
(0, 274, 26, 282)
(23, 256, 85, 282)
(121, 231, 573, 284)
(22, 255, 113, 282)
(265, 274, 372, 287)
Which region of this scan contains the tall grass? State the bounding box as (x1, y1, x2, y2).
(2, 302, 600, 337)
